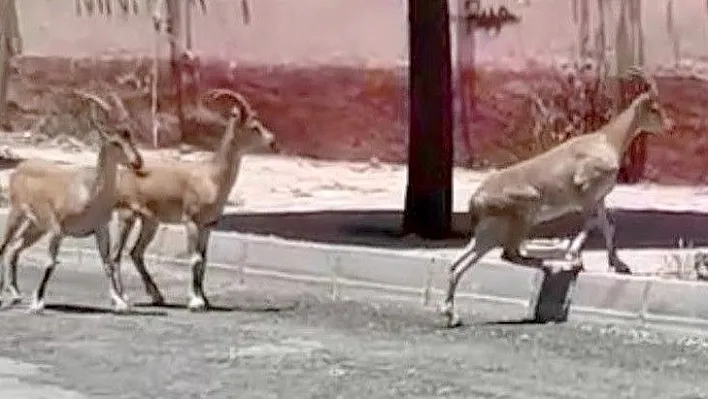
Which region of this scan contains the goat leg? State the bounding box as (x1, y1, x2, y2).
(441, 218, 501, 327)
(128, 216, 165, 305)
(501, 249, 545, 267)
(501, 215, 544, 267)
(186, 220, 211, 311)
(6, 218, 43, 305)
(112, 210, 164, 304)
(0, 209, 33, 305)
(596, 205, 632, 274)
(95, 225, 131, 313)
(29, 234, 62, 314)
(565, 202, 631, 274)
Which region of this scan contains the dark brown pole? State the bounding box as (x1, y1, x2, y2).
(403, 0, 454, 239)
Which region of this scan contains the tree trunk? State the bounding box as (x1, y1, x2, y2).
(0, 0, 20, 131)
(165, 0, 184, 143)
(455, 0, 476, 166)
(0, 23, 11, 131)
(403, 0, 454, 239)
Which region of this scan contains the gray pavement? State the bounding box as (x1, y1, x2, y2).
(0, 258, 707, 398)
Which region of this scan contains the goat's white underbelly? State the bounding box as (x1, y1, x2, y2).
(63, 202, 114, 237)
(533, 202, 583, 224)
(64, 225, 95, 237)
(533, 187, 614, 225)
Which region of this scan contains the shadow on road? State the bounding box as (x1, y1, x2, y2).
(0, 156, 24, 171)
(216, 209, 708, 251)
(426, 318, 546, 333)
(45, 303, 168, 316)
(133, 301, 299, 313)
(478, 318, 544, 326)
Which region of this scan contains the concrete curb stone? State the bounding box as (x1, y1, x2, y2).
(2, 209, 708, 328)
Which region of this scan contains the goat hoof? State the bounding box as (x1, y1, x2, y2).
(150, 295, 166, 306)
(119, 293, 131, 303)
(28, 301, 45, 315)
(610, 261, 632, 274)
(438, 301, 452, 315)
(446, 313, 462, 328)
(188, 296, 208, 312)
(113, 301, 131, 314)
(524, 256, 545, 267)
(148, 289, 165, 306)
(503, 254, 544, 268)
(610, 256, 632, 275)
(566, 258, 584, 272)
(6, 288, 22, 305)
(614, 266, 632, 275)
(439, 302, 462, 328)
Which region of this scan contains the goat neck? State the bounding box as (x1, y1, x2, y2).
(87, 143, 123, 204)
(601, 97, 642, 156)
(208, 116, 243, 194)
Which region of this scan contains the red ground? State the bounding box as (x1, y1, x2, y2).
(6, 56, 708, 185)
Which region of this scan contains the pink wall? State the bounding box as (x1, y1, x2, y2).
(16, 0, 708, 67)
(18, 0, 406, 65)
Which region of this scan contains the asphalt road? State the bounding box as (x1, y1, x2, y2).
(0, 257, 707, 399)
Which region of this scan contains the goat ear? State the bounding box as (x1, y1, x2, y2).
(228, 106, 247, 125)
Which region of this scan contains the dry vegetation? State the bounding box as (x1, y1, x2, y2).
(468, 59, 660, 183)
(4, 55, 708, 184)
(469, 60, 614, 165)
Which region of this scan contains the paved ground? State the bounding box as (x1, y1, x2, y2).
(0, 258, 707, 399)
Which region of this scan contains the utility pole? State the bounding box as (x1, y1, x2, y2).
(402, 0, 454, 239)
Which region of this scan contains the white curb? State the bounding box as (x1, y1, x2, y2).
(4, 209, 708, 328)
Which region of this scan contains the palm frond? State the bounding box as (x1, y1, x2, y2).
(75, 0, 142, 16)
(73, 0, 249, 23)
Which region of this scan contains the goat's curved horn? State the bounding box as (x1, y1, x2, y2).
(107, 92, 130, 120)
(204, 88, 254, 121)
(627, 66, 658, 96)
(72, 89, 112, 113)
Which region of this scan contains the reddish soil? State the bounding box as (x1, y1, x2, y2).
(5, 56, 708, 185)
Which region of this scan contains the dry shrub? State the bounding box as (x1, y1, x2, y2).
(472, 60, 615, 165)
(33, 93, 98, 144)
(8, 55, 708, 184)
(8, 56, 179, 147)
(531, 60, 614, 148)
(8, 56, 408, 153)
